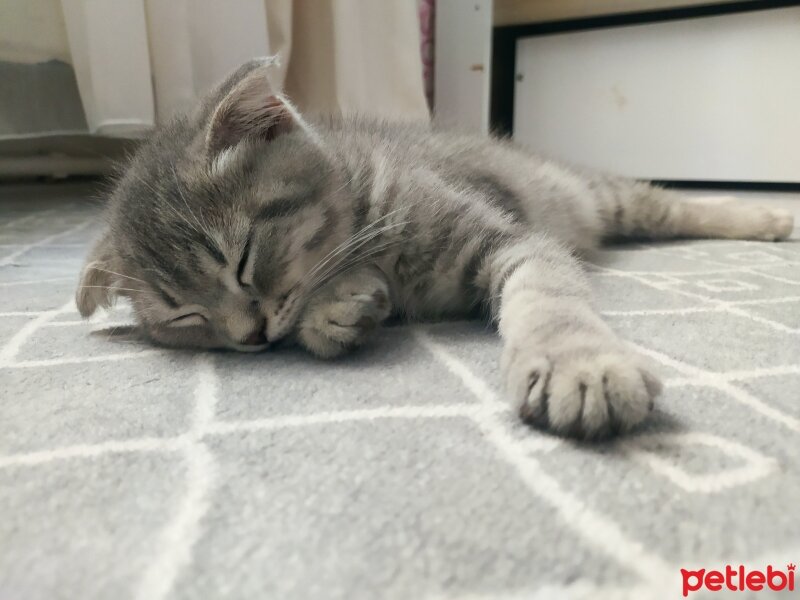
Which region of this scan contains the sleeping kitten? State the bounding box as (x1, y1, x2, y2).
(77, 59, 794, 439)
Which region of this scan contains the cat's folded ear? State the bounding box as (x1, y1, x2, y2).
(76, 233, 117, 317)
(205, 57, 298, 160)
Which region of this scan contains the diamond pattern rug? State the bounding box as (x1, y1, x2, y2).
(1, 184, 798, 600)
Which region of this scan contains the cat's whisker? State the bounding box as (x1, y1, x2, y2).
(297, 211, 407, 288)
(304, 228, 416, 294)
(86, 266, 149, 286)
(77, 285, 158, 297)
(172, 166, 216, 239)
(306, 219, 418, 286)
(311, 207, 404, 265)
(328, 175, 355, 197)
(155, 190, 203, 238)
(301, 220, 411, 291)
(333, 219, 457, 278)
(127, 170, 162, 198)
(129, 165, 208, 243)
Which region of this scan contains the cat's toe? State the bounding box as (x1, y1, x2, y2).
(518, 358, 551, 428)
(748, 207, 794, 241)
(323, 295, 388, 339)
(320, 310, 377, 344)
(768, 209, 794, 241)
(597, 358, 661, 436)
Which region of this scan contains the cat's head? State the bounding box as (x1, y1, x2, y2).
(77, 59, 352, 351)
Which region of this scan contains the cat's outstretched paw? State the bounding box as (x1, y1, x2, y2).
(688, 197, 794, 241)
(745, 206, 794, 241)
(504, 345, 661, 439)
(297, 268, 391, 358)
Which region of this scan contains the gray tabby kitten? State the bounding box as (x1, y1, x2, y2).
(77, 59, 794, 439)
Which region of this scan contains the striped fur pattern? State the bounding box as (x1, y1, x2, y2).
(77, 60, 794, 439)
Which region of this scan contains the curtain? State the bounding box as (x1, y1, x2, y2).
(55, 0, 429, 138)
(0, 0, 429, 140)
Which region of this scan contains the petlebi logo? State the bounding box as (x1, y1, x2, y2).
(681, 563, 795, 596)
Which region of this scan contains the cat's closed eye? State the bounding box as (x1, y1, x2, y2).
(236, 234, 254, 288)
(168, 313, 208, 327)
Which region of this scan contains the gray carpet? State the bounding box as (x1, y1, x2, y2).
(1, 184, 799, 600)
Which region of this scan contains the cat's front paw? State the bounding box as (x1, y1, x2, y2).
(740, 205, 794, 241)
(504, 344, 662, 439)
(297, 270, 391, 358)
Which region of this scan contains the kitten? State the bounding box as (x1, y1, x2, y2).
(77, 58, 794, 439)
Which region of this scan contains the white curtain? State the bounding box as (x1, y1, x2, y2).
(56, 0, 429, 138)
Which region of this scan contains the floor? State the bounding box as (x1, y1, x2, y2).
(1, 184, 799, 600)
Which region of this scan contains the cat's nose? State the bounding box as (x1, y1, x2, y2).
(240, 320, 267, 346)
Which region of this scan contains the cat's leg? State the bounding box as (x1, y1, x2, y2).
(595, 179, 794, 241)
(295, 266, 392, 358)
(487, 234, 661, 438)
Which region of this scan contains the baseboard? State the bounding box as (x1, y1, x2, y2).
(652, 180, 800, 192)
(0, 155, 113, 180)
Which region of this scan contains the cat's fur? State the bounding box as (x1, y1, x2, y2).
(77, 59, 794, 439)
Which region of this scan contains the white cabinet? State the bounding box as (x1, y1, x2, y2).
(434, 0, 494, 133)
(513, 7, 800, 182)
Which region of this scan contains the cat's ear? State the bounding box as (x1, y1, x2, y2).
(76, 233, 117, 317)
(205, 60, 296, 159)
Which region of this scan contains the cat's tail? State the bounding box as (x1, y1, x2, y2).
(591, 174, 794, 242)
